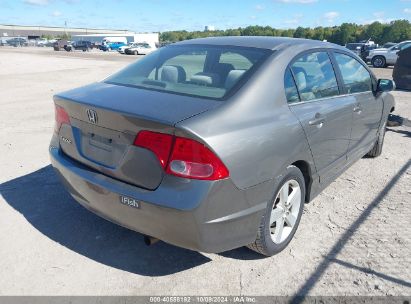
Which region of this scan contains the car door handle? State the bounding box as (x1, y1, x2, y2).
(309, 116, 325, 127)
(353, 105, 363, 113)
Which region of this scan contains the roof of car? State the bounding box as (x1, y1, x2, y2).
(174, 36, 342, 51)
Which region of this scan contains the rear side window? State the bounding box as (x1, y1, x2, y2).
(334, 53, 372, 94)
(284, 69, 300, 104)
(291, 52, 339, 101)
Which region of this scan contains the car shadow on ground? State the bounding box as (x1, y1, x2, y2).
(291, 159, 411, 301)
(387, 128, 411, 138)
(0, 165, 211, 276)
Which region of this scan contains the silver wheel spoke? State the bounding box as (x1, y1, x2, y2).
(274, 218, 285, 243)
(287, 187, 301, 207)
(270, 179, 302, 244)
(270, 208, 283, 225)
(279, 181, 289, 205)
(285, 213, 297, 227)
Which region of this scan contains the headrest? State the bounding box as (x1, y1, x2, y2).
(225, 70, 246, 89)
(191, 72, 221, 86)
(161, 65, 186, 83)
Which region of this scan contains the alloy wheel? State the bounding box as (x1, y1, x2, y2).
(373, 57, 384, 68)
(270, 179, 302, 244)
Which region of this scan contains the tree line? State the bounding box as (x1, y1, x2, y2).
(160, 20, 411, 46)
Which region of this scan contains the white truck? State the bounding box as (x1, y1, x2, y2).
(367, 40, 411, 68)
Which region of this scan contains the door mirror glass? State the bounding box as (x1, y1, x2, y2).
(377, 79, 395, 92)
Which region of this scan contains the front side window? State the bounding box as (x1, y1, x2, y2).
(105, 45, 272, 99)
(291, 52, 339, 101)
(334, 53, 372, 94)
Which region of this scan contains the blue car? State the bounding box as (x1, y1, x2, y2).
(101, 42, 127, 52)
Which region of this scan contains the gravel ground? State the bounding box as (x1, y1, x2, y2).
(0, 47, 410, 297)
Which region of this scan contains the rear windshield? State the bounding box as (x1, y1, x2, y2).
(105, 45, 272, 99)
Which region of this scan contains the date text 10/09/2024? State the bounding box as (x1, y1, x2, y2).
(149, 297, 257, 303)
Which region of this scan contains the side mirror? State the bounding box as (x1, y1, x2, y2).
(377, 79, 395, 92)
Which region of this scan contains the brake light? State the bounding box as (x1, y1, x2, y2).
(166, 137, 229, 180)
(133, 131, 229, 180)
(134, 131, 174, 168)
(54, 105, 70, 132)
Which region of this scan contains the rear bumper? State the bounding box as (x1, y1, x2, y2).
(49, 146, 271, 253)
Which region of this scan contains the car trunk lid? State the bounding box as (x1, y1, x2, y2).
(54, 82, 220, 190)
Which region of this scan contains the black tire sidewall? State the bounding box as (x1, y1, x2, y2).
(378, 120, 387, 148)
(373, 56, 386, 68)
(261, 166, 306, 255)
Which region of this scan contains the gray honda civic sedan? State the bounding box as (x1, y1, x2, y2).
(50, 37, 395, 256)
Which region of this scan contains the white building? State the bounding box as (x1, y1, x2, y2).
(204, 25, 216, 32)
(72, 33, 159, 47)
(0, 24, 131, 39)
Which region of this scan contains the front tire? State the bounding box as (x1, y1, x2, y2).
(372, 56, 386, 68)
(247, 165, 305, 256)
(134, 51, 139, 55)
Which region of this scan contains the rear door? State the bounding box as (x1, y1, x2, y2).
(332, 52, 383, 159)
(287, 51, 354, 182)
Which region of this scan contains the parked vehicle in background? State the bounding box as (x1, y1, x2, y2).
(367, 41, 411, 68)
(346, 40, 378, 61)
(101, 41, 127, 52)
(6, 37, 28, 47)
(65, 41, 92, 52)
(359, 44, 379, 62)
(36, 39, 50, 47)
(393, 47, 411, 90)
(50, 37, 395, 257)
(345, 43, 364, 56)
(125, 43, 156, 55)
(53, 39, 69, 51)
(382, 42, 396, 49)
(118, 43, 134, 54)
(101, 37, 128, 51)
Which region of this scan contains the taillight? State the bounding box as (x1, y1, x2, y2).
(134, 131, 174, 168)
(166, 137, 229, 180)
(133, 131, 229, 180)
(54, 105, 70, 133)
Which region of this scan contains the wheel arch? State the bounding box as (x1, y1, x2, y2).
(291, 160, 313, 203)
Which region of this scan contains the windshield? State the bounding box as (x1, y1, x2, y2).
(105, 45, 272, 99)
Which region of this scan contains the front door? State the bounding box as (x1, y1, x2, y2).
(333, 52, 383, 159)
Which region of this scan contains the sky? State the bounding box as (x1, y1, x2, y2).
(0, 0, 410, 32)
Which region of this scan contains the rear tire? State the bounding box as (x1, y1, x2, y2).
(372, 56, 386, 68)
(366, 121, 387, 158)
(247, 165, 305, 256)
